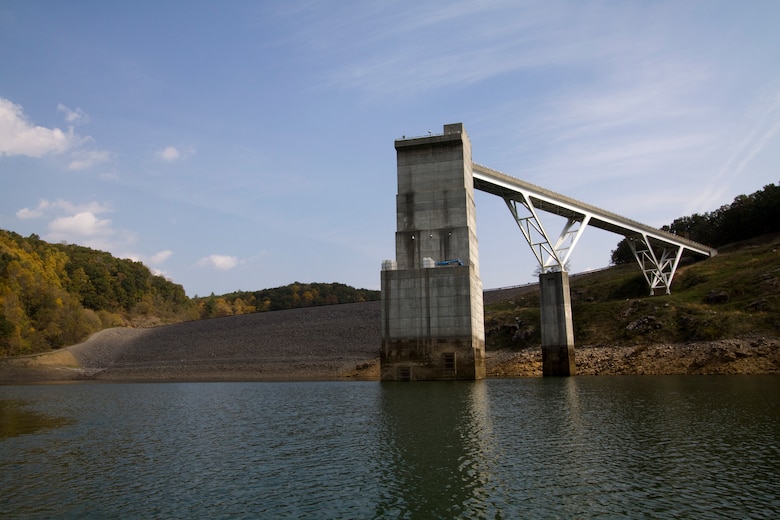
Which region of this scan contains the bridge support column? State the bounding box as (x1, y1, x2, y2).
(539, 271, 576, 376)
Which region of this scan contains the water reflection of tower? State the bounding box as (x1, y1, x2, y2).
(374, 382, 500, 518)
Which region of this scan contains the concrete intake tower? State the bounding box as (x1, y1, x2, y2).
(380, 123, 485, 381)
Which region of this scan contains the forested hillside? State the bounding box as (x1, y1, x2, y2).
(0, 229, 381, 357)
(194, 283, 380, 319)
(611, 182, 779, 264)
(0, 230, 193, 357)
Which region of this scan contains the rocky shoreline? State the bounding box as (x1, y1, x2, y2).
(1, 301, 778, 383)
(486, 336, 779, 377)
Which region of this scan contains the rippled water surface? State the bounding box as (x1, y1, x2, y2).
(1, 377, 778, 518)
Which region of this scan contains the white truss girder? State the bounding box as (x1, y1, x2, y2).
(471, 163, 716, 294)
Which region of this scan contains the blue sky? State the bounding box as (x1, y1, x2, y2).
(1, 1, 778, 297)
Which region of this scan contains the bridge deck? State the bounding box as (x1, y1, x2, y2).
(472, 163, 716, 257)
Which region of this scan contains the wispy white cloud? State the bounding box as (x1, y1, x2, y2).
(68, 149, 113, 170)
(57, 103, 89, 125)
(0, 97, 75, 157)
(0, 97, 111, 170)
(124, 250, 174, 274)
(16, 199, 111, 220)
(15, 198, 133, 251)
(683, 88, 780, 213)
(16, 199, 53, 219)
(47, 211, 114, 241)
(148, 249, 173, 264)
(718, 90, 780, 180)
(197, 254, 239, 270)
(156, 146, 180, 161)
(15, 198, 174, 265)
(24, 199, 116, 244)
(155, 145, 194, 162)
(147, 267, 173, 279)
(297, 1, 672, 100)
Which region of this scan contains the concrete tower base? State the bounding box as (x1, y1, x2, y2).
(540, 271, 576, 376)
(381, 265, 485, 381)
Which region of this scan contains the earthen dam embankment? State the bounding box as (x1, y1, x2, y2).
(1, 297, 777, 383)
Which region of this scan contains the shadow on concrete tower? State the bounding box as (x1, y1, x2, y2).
(380, 123, 485, 381)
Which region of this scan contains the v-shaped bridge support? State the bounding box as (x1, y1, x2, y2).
(627, 235, 684, 295)
(504, 195, 590, 273)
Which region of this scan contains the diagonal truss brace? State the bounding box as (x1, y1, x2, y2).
(627, 234, 684, 295)
(504, 195, 590, 273)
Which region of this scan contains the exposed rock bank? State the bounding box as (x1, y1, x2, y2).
(487, 337, 780, 377)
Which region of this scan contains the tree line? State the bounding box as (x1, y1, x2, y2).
(611, 182, 779, 265)
(194, 282, 380, 319)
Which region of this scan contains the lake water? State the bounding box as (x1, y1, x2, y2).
(1, 377, 778, 519)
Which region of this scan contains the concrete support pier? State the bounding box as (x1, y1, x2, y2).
(380, 123, 485, 381)
(539, 271, 576, 376)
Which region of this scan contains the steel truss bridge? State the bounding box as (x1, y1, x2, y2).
(471, 164, 717, 294)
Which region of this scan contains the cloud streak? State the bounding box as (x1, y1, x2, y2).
(155, 145, 194, 162)
(47, 211, 114, 241)
(14, 198, 135, 252)
(57, 103, 89, 125)
(0, 97, 75, 157)
(721, 90, 780, 179)
(148, 250, 173, 264)
(296, 1, 678, 101)
(0, 97, 112, 171)
(683, 88, 780, 213)
(68, 149, 113, 171)
(16, 199, 111, 220)
(198, 254, 239, 271)
(156, 146, 180, 161)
